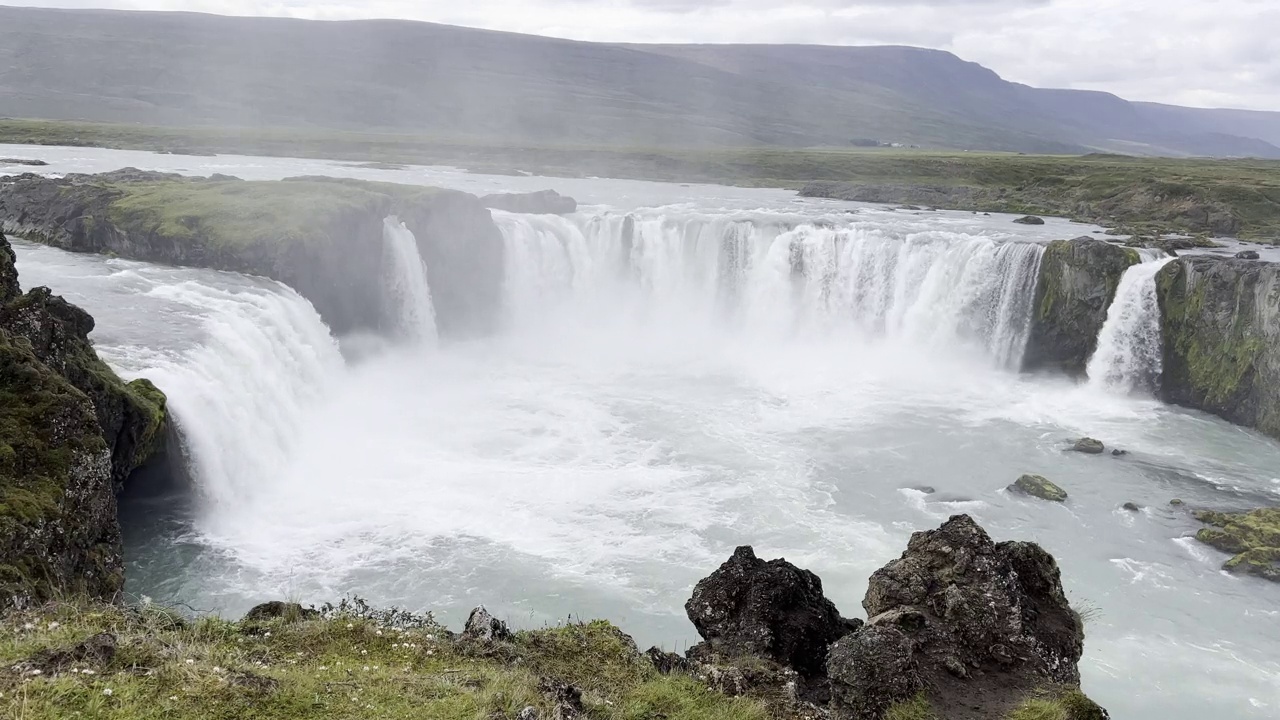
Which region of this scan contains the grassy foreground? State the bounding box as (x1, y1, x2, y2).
(0, 600, 766, 720)
(5, 118, 1280, 239)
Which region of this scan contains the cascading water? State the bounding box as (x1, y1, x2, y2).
(1087, 253, 1176, 393)
(381, 216, 439, 345)
(495, 210, 1045, 368)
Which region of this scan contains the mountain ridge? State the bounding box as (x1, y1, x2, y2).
(0, 5, 1277, 157)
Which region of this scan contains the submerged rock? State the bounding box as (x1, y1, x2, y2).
(684, 545, 859, 680)
(1014, 215, 1046, 225)
(1072, 437, 1106, 454)
(1023, 237, 1141, 375)
(1008, 474, 1069, 502)
(828, 515, 1089, 720)
(1122, 502, 1143, 512)
(1157, 256, 1280, 441)
(1111, 449, 1129, 457)
(1193, 508, 1280, 582)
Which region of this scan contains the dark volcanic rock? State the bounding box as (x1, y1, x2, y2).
(1014, 215, 1046, 225)
(1236, 250, 1261, 260)
(242, 601, 318, 622)
(828, 515, 1087, 720)
(538, 677, 585, 720)
(646, 646, 691, 674)
(461, 606, 513, 642)
(1023, 237, 1141, 374)
(15, 633, 116, 676)
(685, 545, 859, 679)
(1072, 438, 1106, 454)
(1156, 256, 1280, 441)
(1122, 502, 1143, 512)
(482, 190, 577, 214)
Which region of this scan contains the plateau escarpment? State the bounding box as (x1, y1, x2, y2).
(0, 231, 168, 605)
(0, 171, 513, 338)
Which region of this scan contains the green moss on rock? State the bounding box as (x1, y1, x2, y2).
(1006, 688, 1108, 720)
(1009, 474, 1069, 502)
(1193, 507, 1280, 582)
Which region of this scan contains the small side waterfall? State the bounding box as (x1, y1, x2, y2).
(381, 216, 439, 345)
(1087, 255, 1176, 393)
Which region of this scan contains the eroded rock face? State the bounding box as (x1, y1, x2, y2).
(1156, 256, 1280, 441)
(0, 231, 168, 605)
(685, 545, 859, 679)
(828, 515, 1085, 720)
(1023, 238, 1141, 375)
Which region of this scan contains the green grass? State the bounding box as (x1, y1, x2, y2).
(6, 118, 1280, 238)
(0, 601, 769, 720)
(884, 693, 937, 720)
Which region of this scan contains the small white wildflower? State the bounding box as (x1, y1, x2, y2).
(70, 668, 80, 674)
(391, 643, 398, 649)
(169, 696, 178, 702)
(362, 666, 370, 672)
(264, 631, 272, 638)
(30, 669, 42, 676)
(425, 634, 435, 641)
(360, 649, 368, 656)
(185, 659, 195, 665)
(22, 623, 34, 630)
(141, 595, 153, 606)
(318, 666, 328, 671)
(346, 623, 354, 629)
(425, 649, 434, 656)
(212, 667, 223, 673)
(375, 630, 382, 636)
(82, 669, 96, 676)
(48, 622, 60, 630)
(102, 688, 113, 697)
(295, 652, 303, 657)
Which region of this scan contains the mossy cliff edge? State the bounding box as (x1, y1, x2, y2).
(0, 171, 507, 337)
(0, 231, 168, 605)
(0, 515, 1107, 720)
(1022, 237, 1140, 375)
(1156, 256, 1280, 440)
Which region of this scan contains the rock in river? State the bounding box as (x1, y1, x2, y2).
(1072, 437, 1106, 454)
(1008, 474, 1069, 502)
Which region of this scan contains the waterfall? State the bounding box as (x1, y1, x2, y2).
(381, 216, 439, 345)
(1087, 255, 1176, 393)
(139, 280, 345, 508)
(494, 210, 1045, 368)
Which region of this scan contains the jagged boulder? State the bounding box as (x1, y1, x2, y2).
(461, 606, 513, 642)
(828, 515, 1089, 720)
(685, 545, 859, 680)
(1156, 256, 1280, 441)
(482, 190, 577, 215)
(1023, 237, 1141, 375)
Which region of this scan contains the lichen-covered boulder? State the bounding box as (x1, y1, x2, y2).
(1071, 438, 1106, 454)
(828, 515, 1089, 720)
(685, 545, 859, 679)
(1193, 507, 1280, 582)
(1009, 474, 1068, 502)
(461, 606, 513, 642)
(1023, 238, 1141, 374)
(1156, 256, 1280, 441)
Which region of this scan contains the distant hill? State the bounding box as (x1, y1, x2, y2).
(1, 6, 1278, 157)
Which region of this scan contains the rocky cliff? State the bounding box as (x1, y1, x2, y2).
(0, 231, 168, 605)
(1023, 237, 1141, 374)
(1156, 256, 1280, 440)
(0, 171, 507, 338)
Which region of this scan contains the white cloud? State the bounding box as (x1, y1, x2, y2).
(10, 0, 1279, 110)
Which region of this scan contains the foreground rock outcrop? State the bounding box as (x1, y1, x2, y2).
(1156, 255, 1280, 440)
(681, 516, 1103, 719)
(0, 170, 506, 338)
(1023, 237, 1141, 374)
(0, 231, 168, 605)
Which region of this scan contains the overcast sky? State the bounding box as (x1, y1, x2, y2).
(11, 0, 1278, 110)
